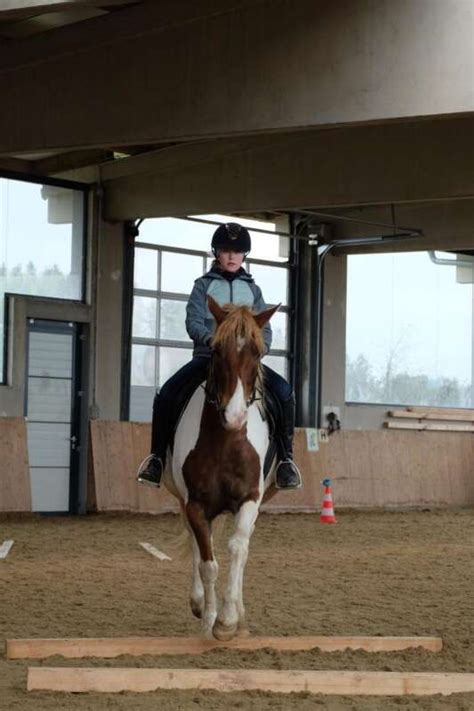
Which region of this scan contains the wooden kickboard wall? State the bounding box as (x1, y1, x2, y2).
(0, 417, 31, 512)
(89, 421, 474, 513)
(88, 420, 180, 514)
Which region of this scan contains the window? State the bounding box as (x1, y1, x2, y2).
(346, 251, 474, 408)
(0, 177, 86, 381)
(129, 215, 292, 421)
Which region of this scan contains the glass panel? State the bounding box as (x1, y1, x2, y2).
(134, 247, 158, 290)
(0, 178, 84, 379)
(270, 311, 288, 351)
(28, 332, 72, 378)
(131, 344, 156, 386)
(249, 263, 288, 305)
(159, 347, 192, 387)
(161, 252, 203, 294)
(199, 214, 289, 262)
(346, 252, 474, 407)
(30, 467, 70, 512)
(138, 215, 288, 261)
(138, 217, 212, 251)
(160, 300, 190, 341)
(27, 377, 72, 422)
(263, 355, 288, 379)
(129, 385, 155, 423)
(132, 296, 157, 339)
(27, 422, 70, 467)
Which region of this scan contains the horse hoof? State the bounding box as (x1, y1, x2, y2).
(212, 619, 238, 642)
(190, 598, 203, 619)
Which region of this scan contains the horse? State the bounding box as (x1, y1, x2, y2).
(163, 295, 279, 641)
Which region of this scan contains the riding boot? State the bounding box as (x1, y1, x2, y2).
(136, 395, 168, 488)
(275, 396, 303, 490)
(137, 357, 210, 488)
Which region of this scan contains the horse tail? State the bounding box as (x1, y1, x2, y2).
(168, 526, 193, 561)
(165, 504, 193, 561)
(168, 508, 231, 561)
(211, 512, 232, 548)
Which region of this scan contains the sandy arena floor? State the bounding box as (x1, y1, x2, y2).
(0, 509, 473, 710)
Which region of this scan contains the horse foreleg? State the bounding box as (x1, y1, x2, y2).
(213, 499, 259, 642)
(185, 501, 218, 638)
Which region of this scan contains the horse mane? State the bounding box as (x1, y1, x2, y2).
(211, 305, 265, 356)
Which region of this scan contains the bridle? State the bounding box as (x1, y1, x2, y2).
(203, 351, 261, 420)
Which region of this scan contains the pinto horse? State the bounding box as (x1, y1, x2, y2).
(163, 296, 279, 640)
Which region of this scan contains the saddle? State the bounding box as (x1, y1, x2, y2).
(168, 378, 280, 478)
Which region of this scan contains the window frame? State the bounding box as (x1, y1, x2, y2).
(344, 249, 474, 410)
(0, 171, 89, 385)
(129, 227, 293, 418)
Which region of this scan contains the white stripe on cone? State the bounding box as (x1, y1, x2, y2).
(321, 486, 336, 521)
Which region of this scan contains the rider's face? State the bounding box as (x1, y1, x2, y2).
(217, 250, 245, 273)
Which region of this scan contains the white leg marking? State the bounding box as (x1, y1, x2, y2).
(199, 559, 219, 637)
(190, 536, 204, 618)
(0, 540, 14, 559)
(172, 385, 205, 502)
(225, 377, 247, 430)
(218, 500, 260, 634)
(139, 542, 172, 561)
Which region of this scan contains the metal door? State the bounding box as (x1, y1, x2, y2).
(25, 319, 82, 513)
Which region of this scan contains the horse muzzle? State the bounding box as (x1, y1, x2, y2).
(222, 409, 248, 431)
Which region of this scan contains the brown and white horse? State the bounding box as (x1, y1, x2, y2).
(163, 296, 279, 640)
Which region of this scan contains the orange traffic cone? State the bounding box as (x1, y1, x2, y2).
(320, 478, 336, 523)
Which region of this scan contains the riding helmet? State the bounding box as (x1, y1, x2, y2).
(211, 222, 251, 256)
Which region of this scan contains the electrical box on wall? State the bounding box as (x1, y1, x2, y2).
(323, 405, 340, 421)
(323, 406, 341, 432)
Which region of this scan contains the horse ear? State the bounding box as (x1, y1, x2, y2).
(208, 295, 227, 324)
(254, 303, 280, 328)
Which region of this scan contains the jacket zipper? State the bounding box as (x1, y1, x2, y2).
(230, 280, 234, 303)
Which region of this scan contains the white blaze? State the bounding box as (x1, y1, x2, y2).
(225, 377, 247, 429)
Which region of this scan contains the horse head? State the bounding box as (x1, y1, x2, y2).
(207, 295, 279, 431)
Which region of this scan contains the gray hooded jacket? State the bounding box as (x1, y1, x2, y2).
(186, 267, 272, 357)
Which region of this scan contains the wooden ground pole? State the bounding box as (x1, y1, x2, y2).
(27, 668, 474, 695)
(7, 635, 443, 659)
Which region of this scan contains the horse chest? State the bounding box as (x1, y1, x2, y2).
(171, 388, 270, 514)
(180, 434, 259, 516)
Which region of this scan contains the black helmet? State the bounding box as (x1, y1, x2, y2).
(211, 222, 251, 256)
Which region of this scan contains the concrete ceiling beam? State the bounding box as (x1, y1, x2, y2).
(102, 116, 474, 220)
(0, 0, 472, 154)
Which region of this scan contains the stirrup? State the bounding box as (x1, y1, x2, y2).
(274, 459, 303, 490)
(136, 454, 163, 488)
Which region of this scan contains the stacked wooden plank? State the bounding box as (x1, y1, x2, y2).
(9, 634, 474, 696)
(385, 406, 474, 433)
(0, 417, 31, 512)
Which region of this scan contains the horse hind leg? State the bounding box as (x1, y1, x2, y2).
(190, 535, 204, 619)
(185, 501, 218, 638)
(213, 499, 259, 642)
